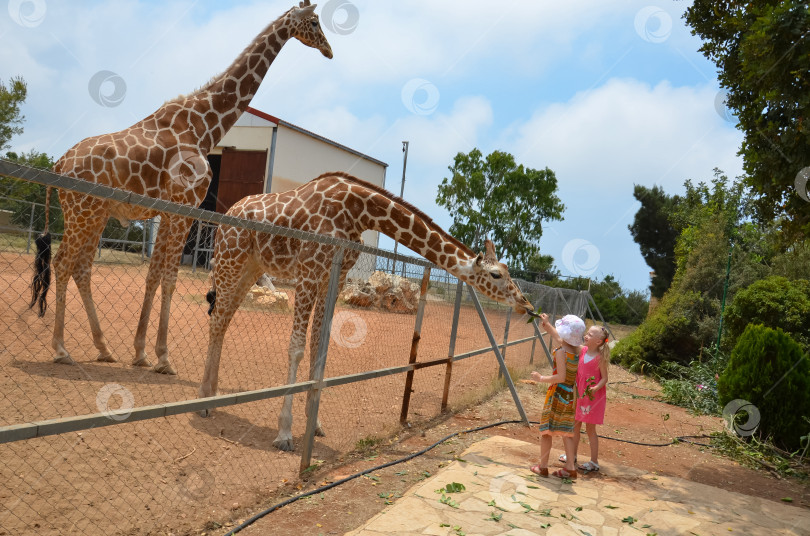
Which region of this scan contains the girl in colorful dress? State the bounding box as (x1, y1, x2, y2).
(571, 325, 610, 472)
(529, 313, 586, 480)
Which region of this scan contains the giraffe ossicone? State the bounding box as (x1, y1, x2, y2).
(198, 172, 534, 451)
(29, 2, 333, 374)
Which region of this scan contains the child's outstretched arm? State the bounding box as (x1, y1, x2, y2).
(539, 313, 562, 346)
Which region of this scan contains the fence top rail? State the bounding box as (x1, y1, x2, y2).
(0, 159, 434, 268)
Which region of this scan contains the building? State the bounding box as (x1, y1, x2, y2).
(181, 107, 388, 267)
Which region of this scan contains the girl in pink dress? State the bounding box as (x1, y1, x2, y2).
(572, 325, 610, 472)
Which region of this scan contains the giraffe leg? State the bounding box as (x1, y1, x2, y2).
(51, 232, 74, 364)
(52, 200, 110, 364)
(273, 280, 316, 451)
(199, 248, 261, 412)
(151, 216, 195, 375)
(307, 294, 328, 437)
(132, 215, 194, 374)
(305, 266, 351, 437)
(131, 238, 164, 368)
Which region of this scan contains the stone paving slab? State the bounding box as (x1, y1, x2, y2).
(344, 436, 809, 536)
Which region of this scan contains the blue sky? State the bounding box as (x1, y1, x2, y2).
(2, 0, 744, 293)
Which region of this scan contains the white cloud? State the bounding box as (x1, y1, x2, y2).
(508, 78, 744, 196)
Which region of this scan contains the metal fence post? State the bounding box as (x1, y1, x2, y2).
(549, 292, 558, 351)
(25, 200, 35, 254)
(191, 220, 202, 273)
(466, 285, 529, 425)
(299, 247, 344, 473)
(587, 292, 615, 340)
(528, 318, 555, 369)
(399, 266, 431, 424)
(141, 220, 146, 262)
(498, 308, 512, 378)
(441, 279, 464, 412)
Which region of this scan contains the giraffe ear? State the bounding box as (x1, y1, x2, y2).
(475, 252, 484, 266)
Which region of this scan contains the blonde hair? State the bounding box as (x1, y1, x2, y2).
(596, 326, 611, 364)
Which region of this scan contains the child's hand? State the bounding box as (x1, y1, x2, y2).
(530, 371, 543, 382)
(539, 313, 550, 325)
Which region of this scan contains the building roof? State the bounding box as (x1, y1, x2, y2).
(245, 106, 388, 168)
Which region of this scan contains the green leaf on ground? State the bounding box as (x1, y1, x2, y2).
(622, 516, 637, 525)
(439, 494, 459, 509)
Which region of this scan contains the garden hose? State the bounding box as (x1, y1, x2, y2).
(221, 420, 714, 535)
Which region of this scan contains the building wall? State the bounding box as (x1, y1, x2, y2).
(271, 123, 386, 249)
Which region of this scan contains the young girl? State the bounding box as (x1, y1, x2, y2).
(529, 313, 586, 479)
(571, 325, 610, 472)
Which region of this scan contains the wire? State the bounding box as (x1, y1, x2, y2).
(221, 420, 715, 535)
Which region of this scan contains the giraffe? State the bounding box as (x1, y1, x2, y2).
(199, 172, 535, 451)
(29, 2, 333, 375)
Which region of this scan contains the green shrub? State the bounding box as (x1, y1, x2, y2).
(724, 276, 810, 352)
(718, 324, 810, 451)
(659, 353, 727, 415)
(613, 289, 718, 371)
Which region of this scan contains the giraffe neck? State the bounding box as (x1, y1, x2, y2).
(351, 178, 478, 279)
(179, 10, 293, 152)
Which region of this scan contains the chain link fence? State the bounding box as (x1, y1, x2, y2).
(0, 160, 594, 535)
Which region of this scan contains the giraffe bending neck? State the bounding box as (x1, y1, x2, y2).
(328, 173, 479, 279)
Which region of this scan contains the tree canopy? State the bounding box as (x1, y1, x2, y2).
(0, 76, 27, 151)
(684, 1, 810, 236)
(628, 184, 680, 299)
(435, 148, 564, 268)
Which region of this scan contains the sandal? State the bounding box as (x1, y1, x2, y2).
(551, 468, 577, 480)
(530, 465, 549, 477)
(558, 454, 577, 464)
(578, 461, 600, 472)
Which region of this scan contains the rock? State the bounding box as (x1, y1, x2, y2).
(341, 271, 420, 314)
(340, 282, 376, 308)
(368, 271, 393, 295)
(244, 284, 289, 310)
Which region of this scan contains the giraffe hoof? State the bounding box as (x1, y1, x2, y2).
(273, 437, 295, 451)
(152, 362, 177, 375)
(132, 356, 152, 368)
(97, 354, 117, 363)
(199, 408, 211, 418)
(53, 355, 76, 366)
(315, 427, 326, 437)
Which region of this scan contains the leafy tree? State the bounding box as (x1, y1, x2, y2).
(510, 251, 559, 282)
(684, 1, 810, 237)
(628, 184, 680, 298)
(1, 150, 62, 234)
(0, 76, 27, 151)
(436, 148, 564, 268)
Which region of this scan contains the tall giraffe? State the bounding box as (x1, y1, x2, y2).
(30, 2, 332, 375)
(199, 172, 535, 451)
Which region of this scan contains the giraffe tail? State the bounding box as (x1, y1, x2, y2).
(30, 232, 51, 316)
(206, 288, 216, 316)
(30, 187, 53, 317)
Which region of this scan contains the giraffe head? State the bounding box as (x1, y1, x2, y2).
(287, 2, 334, 59)
(466, 240, 534, 315)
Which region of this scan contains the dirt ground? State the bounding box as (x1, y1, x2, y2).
(0, 249, 545, 536)
(2, 245, 806, 536)
(234, 365, 810, 536)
